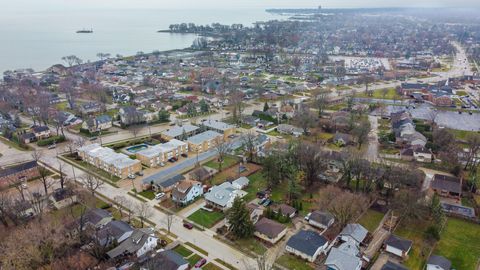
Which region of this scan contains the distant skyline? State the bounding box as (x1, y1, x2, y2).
(2, 0, 480, 12)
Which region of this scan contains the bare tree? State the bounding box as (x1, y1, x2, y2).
(352, 118, 371, 149)
(241, 132, 257, 163)
(113, 195, 128, 218)
(165, 213, 174, 234)
(131, 125, 142, 139)
(381, 88, 389, 99)
(213, 137, 233, 172)
(317, 186, 369, 226)
(57, 161, 67, 189)
(26, 188, 46, 219)
(292, 105, 315, 134)
(80, 174, 104, 197)
(464, 133, 480, 171)
(0, 192, 13, 226)
(315, 91, 328, 118)
(136, 202, 153, 228)
(61, 55, 83, 67)
(8, 177, 27, 201)
(96, 52, 111, 61)
(31, 150, 54, 195)
(427, 109, 439, 128)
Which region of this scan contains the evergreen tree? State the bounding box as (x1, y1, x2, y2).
(200, 99, 210, 113)
(263, 102, 269, 112)
(158, 109, 170, 123)
(227, 197, 254, 239)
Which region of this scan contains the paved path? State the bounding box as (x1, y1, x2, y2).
(366, 115, 380, 162)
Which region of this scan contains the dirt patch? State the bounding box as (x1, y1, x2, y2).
(210, 163, 262, 185)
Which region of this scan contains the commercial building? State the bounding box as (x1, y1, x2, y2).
(78, 143, 142, 179)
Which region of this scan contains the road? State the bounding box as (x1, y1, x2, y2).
(366, 115, 380, 162)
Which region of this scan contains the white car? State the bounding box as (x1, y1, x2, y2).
(304, 212, 312, 221)
(155, 192, 166, 200)
(128, 174, 136, 179)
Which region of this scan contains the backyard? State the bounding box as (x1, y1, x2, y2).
(276, 254, 314, 270)
(358, 209, 385, 232)
(434, 218, 480, 270)
(188, 209, 225, 228)
(204, 155, 240, 171)
(394, 219, 435, 269)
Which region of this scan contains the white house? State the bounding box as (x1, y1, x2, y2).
(286, 230, 329, 262)
(339, 223, 368, 246)
(172, 180, 203, 206)
(107, 228, 158, 259)
(204, 182, 247, 210)
(232, 176, 249, 190)
(384, 234, 413, 258)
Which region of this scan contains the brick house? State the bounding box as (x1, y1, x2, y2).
(0, 161, 39, 189)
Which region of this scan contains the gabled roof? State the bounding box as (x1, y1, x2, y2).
(325, 246, 361, 270)
(97, 220, 133, 242)
(340, 223, 368, 243)
(381, 261, 409, 270)
(385, 234, 413, 252)
(0, 160, 38, 178)
(143, 250, 188, 270)
(255, 217, 286, 238)
(107, 228, 156, 258)
(271, 203, 297, 216)
(286, 230, 328, 256)
(187, 130, 222, 145)
(232, 176, 249, 187)
(431, 174, 461, 194)
(32, 125, 49, 133)
(428, 255, 451, 270)
(84, 208, 112, 226)
(309, 210, 335, 226)
(158, 175, 186, 188)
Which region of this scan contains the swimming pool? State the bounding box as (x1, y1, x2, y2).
(125, 144, 149, 154)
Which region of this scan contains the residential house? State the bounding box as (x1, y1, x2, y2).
(339, 223, 368, 246)
(171, 180, 203, 206)
(78, 143, 142, 179)
(325, 242, 362, 270)
(308, 211, 335, 230)
(161, 124, 199, 141)
(50, 188, 78, 209)
(80, 102, 103, 115)
(0, 161, 39, 189)
(84, 208, 114, 229)
(333, 132, 352, 146)
(204, 182, 247, 210)
(140, 250, 189, 270)
(413, 146, 433, 162)
(232, 176, 249, 190)
(82, 115, 112, 133)
(381, 261, 409, 270)
(277, 124, 303, 137)
(188, 166, 214, 182)
(136, 140, 188, 168)
(19, 132, 36, 144)
(32, 126, 51, 140)
(154, 175, 186, 192)
(427, 255, 451, 270)
(384, 234, 413, 258)
(97, 220, 134, 246)
(107, 228, 158, 259)
(254, 217, 287, 244)
(252, 134, 270, 156)
(119, 106, 145, 126)
(187, 130, 223, 153)
(430, 174, 462, 200)
(201, 120, 236, 139)
(271, 203, 297, 218)
(286, 230, 329, 262)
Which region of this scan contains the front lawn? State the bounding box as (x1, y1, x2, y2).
(358, 209, 384, 232)
(234, 237, 267, 255)
(204, 155, 239, 171)
(203, 263, 223, 270)
(187, 209, 225, 228)
(138, 190, 155, 200)
(276, 254, 313, 270)
(186, 254, 203, 266)
(434, 218, 480, 270)
(173, 245, 193, 257)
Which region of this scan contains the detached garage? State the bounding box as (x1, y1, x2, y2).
(384, 234, 413, 258)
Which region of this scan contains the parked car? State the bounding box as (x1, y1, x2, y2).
(181, 153, 188, 158)
(194, 258, 207, 268)
(48, 144, 56, 149)
(90, 136, 98, 141)
(136, 171, 144, 176)
(155, 192, 165, 200)
(262, 199, 272, 207)
(256, 191, 266, 199)
(183, 222, 193, 230)
(159, 162, 165, 167)
(304, 212, 312, 221)
(128, 174, 136, 179)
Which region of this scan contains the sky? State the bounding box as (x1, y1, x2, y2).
(2, 0, 480, 11)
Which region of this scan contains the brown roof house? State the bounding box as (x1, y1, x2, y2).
(271, 203, 297, 218)
(430, 174, 462, 200)
(254, 217, 287, 244)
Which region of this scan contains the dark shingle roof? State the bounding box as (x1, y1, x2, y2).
(32, 126, 49, 133)
(431, 174, 461, 194)
(286, 230, 328, 256)
(428, 255, 451, 270)
(158, 175, 186, 188)
(309, 211, 335, 226)
(385, 235, 413, 252)
(84, 208, 112, 226)
(255, 218, 286, 238)
(0, 161, 37, 178)
(381, 261, 409, 270)
(143, 250, 188, 270)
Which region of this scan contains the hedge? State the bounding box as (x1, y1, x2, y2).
(37, 135, 66, 146)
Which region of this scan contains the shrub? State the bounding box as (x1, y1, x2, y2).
(37, 135, 66, 146)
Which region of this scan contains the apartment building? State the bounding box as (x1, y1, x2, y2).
(136, 139, 188, 168)
(186, 130, 223, 153)
(201, 120, 236, 139)
(78, 143, 141, 179)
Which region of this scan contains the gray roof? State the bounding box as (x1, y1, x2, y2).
(232, 176, 249, 187)
(97, 220, 133, 243)
(187, 130, 222, 145)
(385, 235, 412, 252)
(325, 247, 361, 270)
(286, 230, 328, 256)
(0, 160, 38, 178)
(309, 211, 334, 226)
(204, 182, 246, 207)
(158, 175, 185, 188)
(162, 124, 199, 138)
(428, 255, 451, 270)
(107, 228, 155, 258)
(202, 120, 235, 131)
(84, 208, 112, 226)
(142, 250, 188, 270)
(255, 217, 286, 238)
(431, 174, 461, 194)
(381, 261, 409, 270)
(340, 223, 368, 243)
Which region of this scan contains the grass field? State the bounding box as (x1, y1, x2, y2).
(448, 128, 480, 141)
(186, 254, 203, 265)
(435, 218, 480, 270)
(234, 237, 267, 255)
(138, 190, 155, 200)
(276, 254, 313, 270)
(358, 209, 384, 232)
(358, 88, 400, 99)
(203, 263, 223, 270)
(204, 155, 239, 171)
(394, 219, 435, 269)
(188, 209, 225, 228)
(173, 245, 193, 257)
(244, 171, 268, 202)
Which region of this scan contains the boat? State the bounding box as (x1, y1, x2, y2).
(76, 28, 93, 33)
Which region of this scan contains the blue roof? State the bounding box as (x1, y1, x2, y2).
(286, 230, 328, 256)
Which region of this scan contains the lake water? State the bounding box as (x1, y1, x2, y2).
(0, 9, 283, 73)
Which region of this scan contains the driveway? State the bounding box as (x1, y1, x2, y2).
(366, 115, 380, 162)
